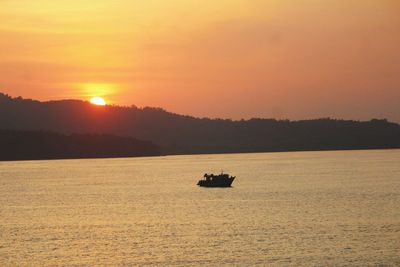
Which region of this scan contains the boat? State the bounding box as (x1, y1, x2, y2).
(197, 172, 235, 187)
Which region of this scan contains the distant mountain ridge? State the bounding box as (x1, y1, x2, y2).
(1, 92, 399, 155)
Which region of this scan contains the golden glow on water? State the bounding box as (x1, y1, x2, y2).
(0, 150, 399, 265)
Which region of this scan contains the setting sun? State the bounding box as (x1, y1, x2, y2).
(90, 96, 106, 106)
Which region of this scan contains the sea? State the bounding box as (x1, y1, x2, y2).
(0, 149, 399, 266)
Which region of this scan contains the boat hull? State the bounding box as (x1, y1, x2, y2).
(197, 177, 235, 187)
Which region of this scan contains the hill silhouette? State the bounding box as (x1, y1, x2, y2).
(0, 129, 160, 161)
(1, 92, 399, 155)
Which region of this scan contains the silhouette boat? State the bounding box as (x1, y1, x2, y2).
(197, 172, 235, 187)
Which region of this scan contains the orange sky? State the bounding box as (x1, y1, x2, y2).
(0, 0, 399, 121)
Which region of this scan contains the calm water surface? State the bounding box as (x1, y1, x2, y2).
(0, 149, 399, 266)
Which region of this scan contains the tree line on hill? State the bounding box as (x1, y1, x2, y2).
(0, 129, 160, 161)
(0, 92, 399, 158)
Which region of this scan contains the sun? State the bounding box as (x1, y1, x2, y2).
(90, 96, 106, 106)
